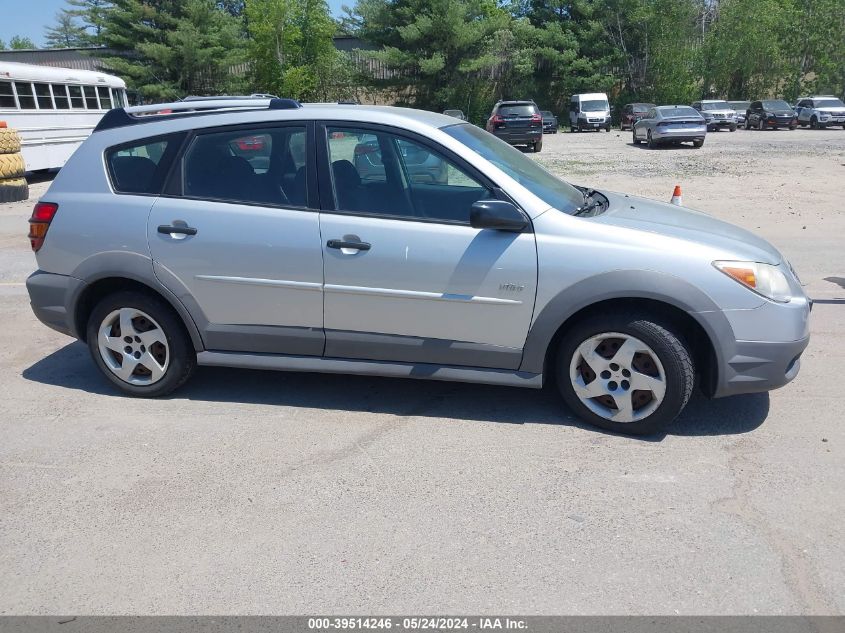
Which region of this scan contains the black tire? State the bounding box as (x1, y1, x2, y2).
(693, 138, 704, 148)
(533, 138, 543, 152)
(86, 290, 196, 397)
(570, 126, 577, 133)
(632, 129, 640, 144)
(810, 116, 819, 129)
(605, 124, 611, 132)
(744, 118, 751, 130)
(729, 124, 737, 132)
(555, 311, 695, 435)
(789, 125, 797, 130)
(0, 178, 28, 202)
(647, 130, 658, 149)
(758, 118, 766, 131)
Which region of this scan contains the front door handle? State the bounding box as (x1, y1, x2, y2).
(158, 224, 197, 236)
(327, 239, 370, 251)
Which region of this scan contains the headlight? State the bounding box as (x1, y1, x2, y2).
(713, 261, 792, 302)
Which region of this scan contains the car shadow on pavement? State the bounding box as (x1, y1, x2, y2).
(627, 142, 699, 150)
(23, 341, 769, 439)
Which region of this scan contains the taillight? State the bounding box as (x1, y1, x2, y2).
(28, 202, 58, 252)
(531, 113, 542, 123)
(491, 114, 504, 124)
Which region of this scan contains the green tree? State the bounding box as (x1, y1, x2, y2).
(245, 0, 351, 101)
(0, 40, 6, 51)
(9, 36, 37, 50)
(44, 10, 89, 48)
(101, 0, 247, 101)
(352, 0, 513, 115)
(65, 0, 114, 46)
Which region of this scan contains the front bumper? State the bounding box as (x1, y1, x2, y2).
(707, 119, 736, 128)
(26, 270, 82, 338)
(577, 118, 609, 129)
(714, 335, 809, 398)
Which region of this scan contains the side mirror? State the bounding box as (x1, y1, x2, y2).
(470, 200, 528, 232)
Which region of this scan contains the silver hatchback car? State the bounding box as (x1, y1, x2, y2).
(26, 98, 810, 435)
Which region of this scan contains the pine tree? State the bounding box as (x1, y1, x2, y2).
(44, 10, 89, 48)
(100, 0, 247, 101)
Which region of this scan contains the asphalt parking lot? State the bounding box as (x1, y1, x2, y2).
(1, 127, 843, 615)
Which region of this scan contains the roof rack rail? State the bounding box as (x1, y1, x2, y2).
(93, 97, 302, 132)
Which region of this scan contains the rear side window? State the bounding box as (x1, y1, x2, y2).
(183, 125, 309, 207)
(106, 133, 185, 195)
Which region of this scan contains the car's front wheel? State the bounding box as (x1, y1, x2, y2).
(87, 290, 196, 397)
(693, 138, 704, 148)
(556, 312, 694, 435)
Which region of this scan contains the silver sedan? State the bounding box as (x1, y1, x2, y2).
(633, 105, 707, 149)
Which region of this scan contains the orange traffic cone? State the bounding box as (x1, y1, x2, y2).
(670, 185, 683, 206)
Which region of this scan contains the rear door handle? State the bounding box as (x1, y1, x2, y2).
(327, 239, 370, 251)
(158, 224, 197, 236)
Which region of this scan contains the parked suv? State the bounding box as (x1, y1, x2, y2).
(794, 96, 845, 129)
(691, 100, 737, 131)
(540, 111, 558, 134)
(26, 98, 810, 435)
(745, 100, 797, 130)
(485, 100, 543, 152)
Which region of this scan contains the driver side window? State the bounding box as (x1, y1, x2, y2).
(326, 126, 491, 224)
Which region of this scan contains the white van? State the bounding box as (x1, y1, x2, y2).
(569, 92, 611, 132)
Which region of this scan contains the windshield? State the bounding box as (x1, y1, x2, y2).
(497, 104, 537, 117)
(701, 101, 730, 111)
(581, 100, 608, 112)
(658, 106, 700, 118)
(816, 98, 845, 108)
(443, 123, 584, 214)
(762, 100, 791, 110)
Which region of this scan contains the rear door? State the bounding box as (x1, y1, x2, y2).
(147, 122, 325, 355)
(317, 123, 538, 369)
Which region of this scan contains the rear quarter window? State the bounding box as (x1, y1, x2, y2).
(106, 133, 185, 195)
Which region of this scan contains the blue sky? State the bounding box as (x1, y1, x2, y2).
(1, 0, 348, 48)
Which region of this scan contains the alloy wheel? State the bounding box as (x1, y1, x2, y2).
(568, 332, 667, 423)
(97, 307, 170, 385)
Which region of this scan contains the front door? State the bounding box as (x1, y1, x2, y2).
(317, 124, 537, 370)
(148, 122, 325, 355)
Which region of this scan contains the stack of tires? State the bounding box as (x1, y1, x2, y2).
(0, 123, 28, 203)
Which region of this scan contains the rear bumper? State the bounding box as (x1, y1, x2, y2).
(493, 130, 542, 144)
(26, 270, 82, 339)
(713, 336, 809, 398)
(653, 130, 706, 142)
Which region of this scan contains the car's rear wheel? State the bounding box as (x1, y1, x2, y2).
(632, 129, 640, 144)
(555, 313, 694, 435)
(533, 138, 543, 152)
(744, 118, 751, 130)
(647, 130, 658, 148)
(87, 290, 196, 397)
(693, 138, 704, 148)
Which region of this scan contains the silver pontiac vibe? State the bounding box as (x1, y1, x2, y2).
(25, 98, 810, 435)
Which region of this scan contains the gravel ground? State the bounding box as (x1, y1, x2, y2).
(0, 127, 843, 615)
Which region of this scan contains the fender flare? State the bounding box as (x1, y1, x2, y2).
(67, 251, 205, 352)
(518, 269, 734, 375)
